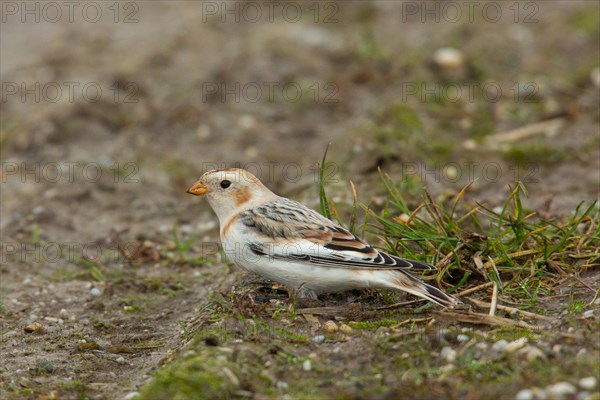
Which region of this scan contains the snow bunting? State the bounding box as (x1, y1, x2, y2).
(187, 168, 457, 307)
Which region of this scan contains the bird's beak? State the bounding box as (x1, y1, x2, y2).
(186, 181, 209, 196)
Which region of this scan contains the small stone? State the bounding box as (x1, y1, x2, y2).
(375, 326, 390, 336)
(276, 381, 289, 391)
(515, 389, 533, 400)
(530, 387, 546, 399)
(456, 334, 470, 343)
(546, 382, 577, 399)
(492, 340, 508, 352)
(302, 359, 312, 371)
(440, 346, 457, 363)
(313, 335, 325, 344)
(525, 346, 545, 362)
(32, 205, 46, 215)
(433, 47, 465, 70)
(339, 324, 352, 334)
(582, 310, 594, 318)
(580, 377, 598, 391)
(123, 392, 140, 400)
(577, 392, 592, 400)
(504, 338, 527, 353)
(323, 321, 338, 333)
(90, 287, 101, 297)
(116, 356, 125, 364)
(24, 322, 42, 333)
(552, 344, 562, 354)
(591, 67, 600, 89)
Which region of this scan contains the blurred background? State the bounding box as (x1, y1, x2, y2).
(2, 1, 599, 243)
(1, 1, 599, 397)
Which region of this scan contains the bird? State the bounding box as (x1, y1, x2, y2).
(187, 168, 457, 307)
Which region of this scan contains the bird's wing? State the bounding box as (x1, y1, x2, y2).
(237, 197, 435, 271)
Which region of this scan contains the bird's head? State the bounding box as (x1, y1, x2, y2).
(187, 168, 275, 220)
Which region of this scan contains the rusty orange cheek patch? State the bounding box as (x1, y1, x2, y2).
(234, 186, 252, 206)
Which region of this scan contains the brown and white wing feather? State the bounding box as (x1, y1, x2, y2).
(237, 197, 436, 271)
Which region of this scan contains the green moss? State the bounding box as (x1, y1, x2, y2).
(503, 142, 569, 166)
(348, 319, 397, 330)
(138, 350, 237, 400)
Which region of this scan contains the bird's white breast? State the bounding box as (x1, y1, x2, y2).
(221, 220, 383, 294)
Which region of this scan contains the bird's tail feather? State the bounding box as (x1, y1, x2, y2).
(389, 270, 458, 307)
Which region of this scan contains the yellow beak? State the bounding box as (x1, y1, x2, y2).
(186, 181, 209, 196)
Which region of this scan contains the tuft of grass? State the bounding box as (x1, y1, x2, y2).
(363, 171, 598, 304)
(77, 257, 106, 282)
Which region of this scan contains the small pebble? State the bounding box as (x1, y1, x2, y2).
(591, 67, 600, 88)
(375, 326, 390, 336)
(339, 324, 352, 334)
(440, 346, 457, 363)
(504, 338, 527, 353)
(552, 344, 563, 354)
(577, 392, 592, 400)
(302, 359, 312, 371)
(456, 334, 469, 343)
(515, 389, 533, 400)
(323, 321, 338, 333)
(546, 382, 577, 399)
(32, 205, 46, 215)
(276, 381, 289, 391)
(582, 310, 594, 318)
(492, 340, 508, 352)
(525, 346, 545, 362)
(313, 335, 325, 344)
(90, 287, 101, 297)
(24, 322, 42, 333)
(580, 377, 598, 391)
(433, 47, 465, 70)
(116, 356, 125, 364)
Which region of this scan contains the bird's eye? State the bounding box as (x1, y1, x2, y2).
(220, 180, 232, 189)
